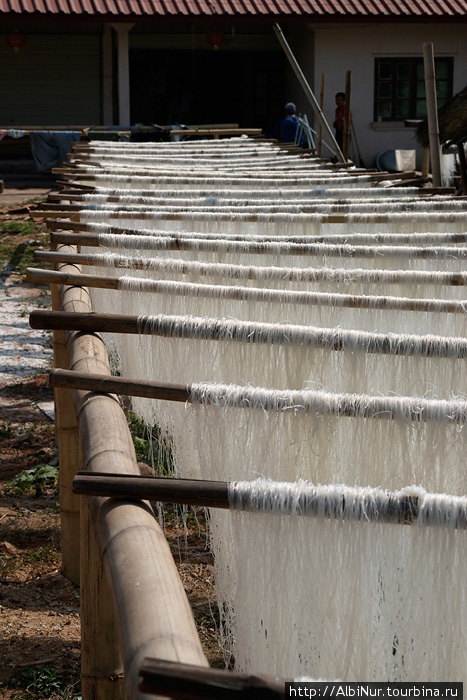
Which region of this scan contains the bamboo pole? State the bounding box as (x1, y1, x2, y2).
(30, 252, 467, 286)
(51, 268, 81, 585)
(31, 303, 467, 356)
(36, 237, 467, 261)
(47, 368, 467, 424)
(53, 252, 125, 700)
(48, 259, 208, 699)
(47, 187, 457, 204)
(421, 147, 430, 180)
(26, 268, 467, 315)
(423, 42, 442, 188)
(72, 473, 426, 527)
(457, 143, 467, 194)
(273, 24, 345, 163)
(55, 165, 377, 182)
(343, 71, 352, 162)
(317, 74, 325, 157)
(33, 200, 464, 223)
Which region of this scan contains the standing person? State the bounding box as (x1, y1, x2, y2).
(333, 92, 348, 151)
(281, 102, 303, 145)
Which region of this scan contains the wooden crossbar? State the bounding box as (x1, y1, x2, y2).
(31, 211, 467, 224)
(46, 368, 467, 424)
(31, 311, 467, 358)
(73, 472, 423, 528)
(31, 250, 467, 286)
(25, 267, 467, 315)
(46, 231, 467, 261)
(138, 658, 287, 700)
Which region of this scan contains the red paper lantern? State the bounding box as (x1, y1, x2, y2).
(206, 31, 225, 50)
(7, 32, 26, 53)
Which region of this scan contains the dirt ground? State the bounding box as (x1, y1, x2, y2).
(0, 188, 222, 699)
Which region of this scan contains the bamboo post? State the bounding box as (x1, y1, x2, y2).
(423, 42, 442, 187)
(317, 74, 325, 157)
(457, 143, 467, 194)
(272, 24, 345, 163)
(343, 71, 352, 162)
(421, 147, 430, 180)
(51, 280, 81, 585)
(80, 491, 125, 700)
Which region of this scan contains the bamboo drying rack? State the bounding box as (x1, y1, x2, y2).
(28, 133, 467, 700)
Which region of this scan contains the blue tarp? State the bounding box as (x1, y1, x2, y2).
(29, 131, 80, 172)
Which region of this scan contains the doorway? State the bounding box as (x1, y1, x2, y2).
(130, 47, 285, 132)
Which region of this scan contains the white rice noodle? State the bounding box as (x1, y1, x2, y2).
(81, 187, 425, 202)
(78, 210, 467, 238)
(83, 220, 467, 246)
(107, 275, 466, 336)
(78, 200, 465, 215)
(90, 306, 467, 404)
(72, 172, 383, 190)
(204, 477, 467, 681)
(83, 254, 467, 300)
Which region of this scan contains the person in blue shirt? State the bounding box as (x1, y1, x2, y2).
(281, 102, 303, 144)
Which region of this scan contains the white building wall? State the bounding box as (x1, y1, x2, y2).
(311, 22, 467, 167)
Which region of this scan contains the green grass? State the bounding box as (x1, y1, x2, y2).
(1, 664, 77, 699)
(0, 221, 49, 277)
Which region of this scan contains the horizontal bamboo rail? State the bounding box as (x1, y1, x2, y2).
(31, 210, 467, 224)
(46, 231, 467, 260)
(51, 367, 189, 402)
(74, 472, 228, 508)
(72, 473, 419, 526)
(138, 658, 287, 700)
(32, 250, 467, 286)
(32, 310, 467, 358)
(34, 200, 465, 217)
(44, 219, 467, 244)
(47, 254, 208, 699)
(73, 472, 463, 530)
(50, 187, 457, 200)
(49, 368, 467, 424)
(26, 268, 467, 315)
(74, 472, 467, 530)
(54, 166, 390, 181)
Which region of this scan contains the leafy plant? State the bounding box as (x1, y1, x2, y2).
(5, 458, 59, 496)
(2, 664, 69, 698)
(26, 546, 61, 564)
(2, 221, 37, 236)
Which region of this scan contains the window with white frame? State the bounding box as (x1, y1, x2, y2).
(374, 57, 453, 121)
